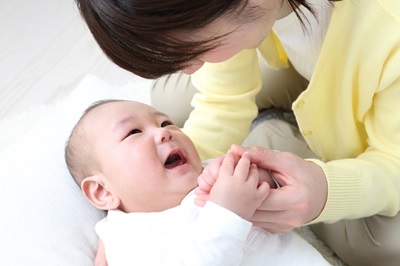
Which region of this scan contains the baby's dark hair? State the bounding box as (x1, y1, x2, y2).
(65, 99, 125, 187)
(75, 0, 338, 79)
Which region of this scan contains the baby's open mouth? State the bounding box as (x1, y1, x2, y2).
(164, 151, 187, 169)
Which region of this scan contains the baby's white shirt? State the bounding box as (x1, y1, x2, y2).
(96, 191, 330, 265)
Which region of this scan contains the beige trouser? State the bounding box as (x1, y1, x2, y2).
(150, 60, 400, 266)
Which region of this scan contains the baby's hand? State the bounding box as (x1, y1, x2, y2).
(194, 155, 227, 206)
(195, 155, 225, 195)
(95, 239, 108, 266)
(209, 151, 270, 220)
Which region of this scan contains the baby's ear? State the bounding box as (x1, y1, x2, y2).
(81, 175, 120, 210)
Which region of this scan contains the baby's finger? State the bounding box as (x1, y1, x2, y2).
(256, 181, 270, 198)
(197, 171, 216, 191)
(194, 186, 208, 195)
(246, 163, 260, 186)
(194, 194, 209, 207)
(233, 152, 251, 180)
(220, 151, 236, 175)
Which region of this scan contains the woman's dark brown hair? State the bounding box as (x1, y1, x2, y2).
(76, 0, 337, 79)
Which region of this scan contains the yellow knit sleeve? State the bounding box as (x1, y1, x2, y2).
(183, 49, 261, 160)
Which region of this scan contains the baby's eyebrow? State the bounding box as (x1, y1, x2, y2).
(112, 111, 169, 132)
(112, 115, 136, 132)
(153, 111, 169, 118)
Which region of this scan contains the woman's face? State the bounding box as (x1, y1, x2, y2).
(182, 0, 285, 74)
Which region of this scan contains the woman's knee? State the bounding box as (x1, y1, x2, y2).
(256, 59, 308, 110)
(311, 213, 400, 266)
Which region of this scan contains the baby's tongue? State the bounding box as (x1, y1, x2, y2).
(165, 154, 183, 169)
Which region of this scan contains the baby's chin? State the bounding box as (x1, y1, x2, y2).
(177, 178, 199, 201)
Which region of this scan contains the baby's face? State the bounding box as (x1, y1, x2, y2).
(86, 101, 202, 212)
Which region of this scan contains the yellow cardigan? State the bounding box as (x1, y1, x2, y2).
(184, 0, 400, 223)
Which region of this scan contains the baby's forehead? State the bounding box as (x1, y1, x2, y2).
(99, 100, 147, 109)
(102, 101, 168, 118)
(84, 100, 166, 129)
(89, 100, 152, 116)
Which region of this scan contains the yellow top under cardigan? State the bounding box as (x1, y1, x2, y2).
(184, 0, 400, 224)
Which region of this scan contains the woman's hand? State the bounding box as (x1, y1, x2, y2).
(231, 144, 328, 232)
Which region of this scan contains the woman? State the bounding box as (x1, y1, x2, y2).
(76, 0, 400, 265)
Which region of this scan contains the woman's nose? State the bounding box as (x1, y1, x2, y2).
(155, 128, 173, 144)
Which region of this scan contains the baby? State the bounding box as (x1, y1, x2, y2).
(65, 99, 330, 265)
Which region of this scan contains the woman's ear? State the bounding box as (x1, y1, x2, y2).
(81, 175, 120, 210)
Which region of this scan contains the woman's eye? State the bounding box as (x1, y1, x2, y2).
(161, 121, 173, 127)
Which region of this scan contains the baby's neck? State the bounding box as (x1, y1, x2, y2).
(118, 187, 196, 214)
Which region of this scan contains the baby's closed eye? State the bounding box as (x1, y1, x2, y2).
(125, 129, 142, 139)
(161, 120, 174, 127)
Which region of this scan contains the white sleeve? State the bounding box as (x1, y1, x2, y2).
(97, 204, 252, 266)
(162, 201, 252, 266)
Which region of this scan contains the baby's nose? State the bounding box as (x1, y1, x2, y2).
(156, 128, 173, 143)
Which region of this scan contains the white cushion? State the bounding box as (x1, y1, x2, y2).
(0, 75, 150, 265)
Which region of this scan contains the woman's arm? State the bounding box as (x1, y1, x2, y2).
(182, 49, 261, 160)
